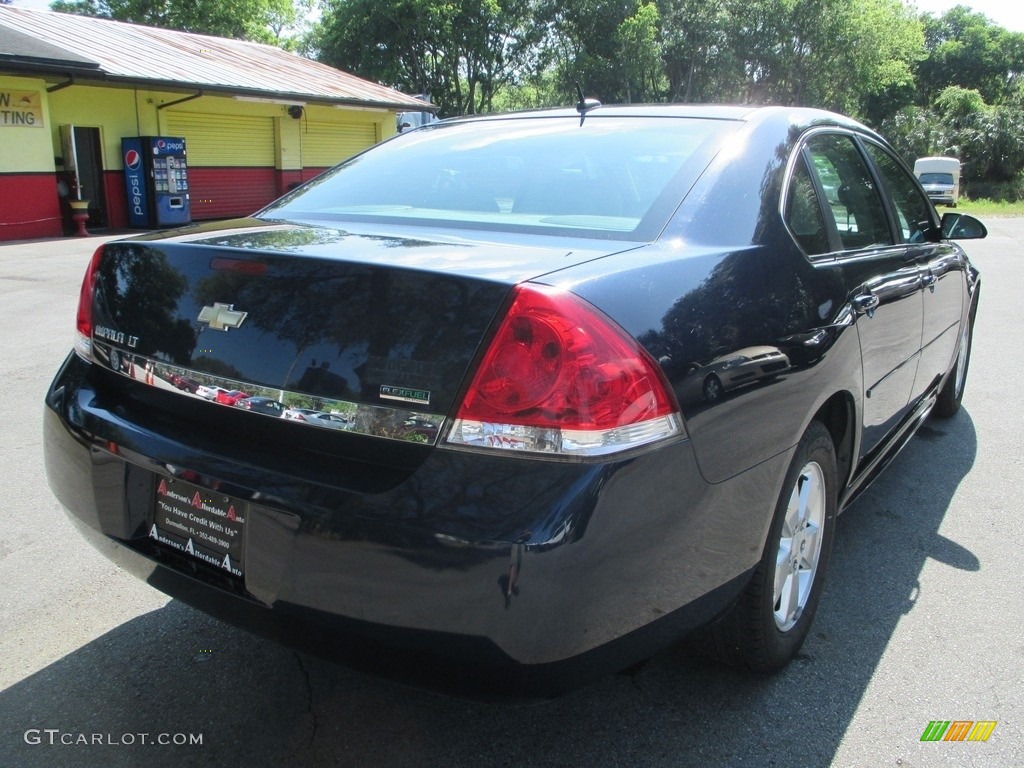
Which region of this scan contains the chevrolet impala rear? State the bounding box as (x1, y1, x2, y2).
(44, 105, 982, 695)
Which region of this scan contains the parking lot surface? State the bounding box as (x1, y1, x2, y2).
(1, 221, 1021, 767)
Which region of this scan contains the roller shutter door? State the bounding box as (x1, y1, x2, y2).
(165, 112, 277, 219)
(301, 121, 377, 180)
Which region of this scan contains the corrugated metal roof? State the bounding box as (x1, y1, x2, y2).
(0, 7, 428, 110)
(0, 23, 100, 68)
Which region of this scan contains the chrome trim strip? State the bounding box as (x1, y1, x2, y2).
(91, 340, 445, 445)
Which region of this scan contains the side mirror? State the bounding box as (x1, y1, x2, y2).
(941, 212, 987, 240)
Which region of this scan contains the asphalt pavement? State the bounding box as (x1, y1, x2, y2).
(0, 221, 1021, 767)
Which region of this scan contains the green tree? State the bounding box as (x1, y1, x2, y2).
(659, 0, 737, 102)
(882, 85, 1024, 193)
(49, 0, 304, 45)
(541, 0, 921, 114)
(490, 68, 563, 111)
(616, 0, 662, 102)
(931, 86, 1024, 184)
(917, 6, 1024, 106)
(878, 105, 940, 165)
(314, 0, 541, 117)
(934, 84, 987, 124)
(535, 0, 638, 104)
(727, 0, 922, 116)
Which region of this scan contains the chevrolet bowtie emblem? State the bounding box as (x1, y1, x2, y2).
(198, 303, 248, 331)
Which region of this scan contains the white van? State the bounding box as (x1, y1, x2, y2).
(914, 156, 961, 207)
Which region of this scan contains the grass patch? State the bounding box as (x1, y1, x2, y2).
(949, 198, 1024, 217)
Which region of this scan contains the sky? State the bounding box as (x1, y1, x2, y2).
(5, 0, 1024, 33)
(910, 0, 1024, 32)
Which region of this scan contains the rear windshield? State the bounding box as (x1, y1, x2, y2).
(260, 116, 739, 241)
(918, 173, 955, 185)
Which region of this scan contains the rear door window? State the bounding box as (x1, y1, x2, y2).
(803, 134, 893, 251)
(784, 154, 831, 255)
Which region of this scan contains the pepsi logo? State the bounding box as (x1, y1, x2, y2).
(124, 149, 141, 169)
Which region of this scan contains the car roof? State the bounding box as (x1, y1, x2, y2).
(460, 104, 759, 121)
(439, 104, 871, 134)
(428, 104, 884, 158)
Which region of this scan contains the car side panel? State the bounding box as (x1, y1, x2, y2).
(916, 245, 968, 393)
(841, 252, 924, 458)
(549, 238, 862, 486)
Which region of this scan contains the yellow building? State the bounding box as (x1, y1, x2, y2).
(0, 6, 430, 240)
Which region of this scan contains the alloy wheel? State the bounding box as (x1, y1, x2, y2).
(773, 461, 826, 631)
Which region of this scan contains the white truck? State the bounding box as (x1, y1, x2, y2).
(914, 156, 961, 207)
(396, 94, 439, 134)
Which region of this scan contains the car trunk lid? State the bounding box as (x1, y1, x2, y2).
(85, 221, 635, 431)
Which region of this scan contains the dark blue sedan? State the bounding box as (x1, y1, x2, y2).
(44, 104, 984, 696)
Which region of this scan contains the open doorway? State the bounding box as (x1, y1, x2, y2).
(72, 127, 107, 227)
(59, 125, 108, 229)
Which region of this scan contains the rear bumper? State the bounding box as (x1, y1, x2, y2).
(44, 353, 776, 695)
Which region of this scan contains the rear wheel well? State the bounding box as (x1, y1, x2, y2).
(813, 394, 854, 502)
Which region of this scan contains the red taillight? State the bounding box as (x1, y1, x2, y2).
(74, 246, 104, 361)
(446, 285, 683, 457)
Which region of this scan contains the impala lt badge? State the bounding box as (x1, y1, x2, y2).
(198, 303, 248, 331)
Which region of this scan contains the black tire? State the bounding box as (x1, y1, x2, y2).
(934, 313, 973, 418)
(698, 421, 838, 672)
(703, 374, 723, 402)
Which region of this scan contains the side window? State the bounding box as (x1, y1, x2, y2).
(863, 143, 935, 243)
(804, 134, 893, 250)
(784, 154, 830, 255)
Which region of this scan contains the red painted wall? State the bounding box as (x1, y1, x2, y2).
(277, 169, 303, 197)
(3, 166, 340, 239)
(0, 173, 63, 240)
(104, 170, 128, 229)
(104, 168, 280, 226)
(188, 167, 278, 220)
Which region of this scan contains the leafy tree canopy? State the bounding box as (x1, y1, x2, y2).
(529, 0, 922, 115)
(917, 5, 1024, 106)
(313, 0, 542, 116)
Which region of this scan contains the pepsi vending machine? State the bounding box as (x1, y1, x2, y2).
(121, 136, 192, 228)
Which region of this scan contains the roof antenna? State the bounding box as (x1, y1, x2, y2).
(575, 82, 601, 125)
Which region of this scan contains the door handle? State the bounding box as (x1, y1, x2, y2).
(852, 293, 880, 318)
(922, 273, 937, 292)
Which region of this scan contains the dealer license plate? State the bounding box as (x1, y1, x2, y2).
(150, 477, 246, 577)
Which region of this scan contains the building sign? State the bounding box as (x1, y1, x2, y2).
(0, 90, 44, 128)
